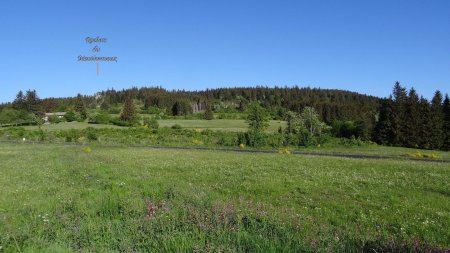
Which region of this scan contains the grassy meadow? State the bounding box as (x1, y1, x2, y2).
(22, 120, 286, 133)
(0, 143, 448, 252)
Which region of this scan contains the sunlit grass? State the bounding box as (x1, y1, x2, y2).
(0, 143, 448, 252)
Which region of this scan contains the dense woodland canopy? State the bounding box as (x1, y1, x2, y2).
(0, 84, 448, 150)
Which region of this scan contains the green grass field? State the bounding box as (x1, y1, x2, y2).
(22, 119, 286, 132)
(0, 143, 448, 252)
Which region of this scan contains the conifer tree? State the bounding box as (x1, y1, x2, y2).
(442, 94, 450, 150)
(429, 91, 444, 149)
(120, 97, 136, 123)
(204, 106, 214, 120)
(404, 88, 420, 147)
(418, 97, 432, 149)
(12, 90, 25, 110)
(374, 98, 396, 145)
(74, 94, 87, 119)
(24, 90, 41, 115)
(391, 82, 407, 145)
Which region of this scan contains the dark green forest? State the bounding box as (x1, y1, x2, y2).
(0, 83, 448, 150)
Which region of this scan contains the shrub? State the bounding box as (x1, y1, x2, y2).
(192, 139, 204, 145)
(64, 110, 77, 122)
(339, 136, 365, 146)
(171, 124, 182, 130)
(88, 112, 111, 124)
(204, 107, 214, 120)
(110, 117, 133, 127)
(48, 115, 63, 124)
(82, 146, 92, 153)
(85, 128, 98, 141)
(217, 134, 238, 146)
(143, 117, 159, 129)
(403, 151, 441, 159)
(243, 130, 267, 147)
(278, 147, 292, 155)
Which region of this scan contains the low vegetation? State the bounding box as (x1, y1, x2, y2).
(0, 143, 448, 252)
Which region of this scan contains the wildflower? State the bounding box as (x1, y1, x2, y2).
(311, 239, 317, 248)
(146, 201, 158, 219)
(192, 139, 204, 145)
(82, 146, 92, 153)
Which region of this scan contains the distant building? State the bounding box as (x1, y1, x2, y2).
(43, 112, 66, 123)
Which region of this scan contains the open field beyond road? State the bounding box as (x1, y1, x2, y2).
(22, 120, 286, 132)
(0, 143, 448, 252)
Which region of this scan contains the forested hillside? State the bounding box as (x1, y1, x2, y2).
(1, 84, 448, 150)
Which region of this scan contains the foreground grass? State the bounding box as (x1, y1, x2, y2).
(0, 143, 449, 252)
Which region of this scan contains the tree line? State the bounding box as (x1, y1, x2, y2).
(0, 84, 448, 150)
(374, 82, 449, 150)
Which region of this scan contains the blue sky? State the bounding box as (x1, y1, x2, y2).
(0, 0, 449, 103)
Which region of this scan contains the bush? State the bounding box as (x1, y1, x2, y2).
(332, 120, 366, 139)
(171, 124, 182, 130)
(64, 110, 77, 122)
(403, 151, 440, 159)
(88, 112, 111, 124)
(339, 136, 366, 146)
(217, 133, 238, 146)
(204, 108, 214, 120)
(241, 130, 267, 147)
(85, 128, 98, 141)
(48, 115, 63, 124)
(110, 117, 133, 127)
(143, 117, 159, 129)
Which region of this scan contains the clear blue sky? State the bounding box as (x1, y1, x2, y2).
(1, 0, 449, 103)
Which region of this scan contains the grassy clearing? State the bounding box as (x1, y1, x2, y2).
(0, 143, 448, 252)
(303, 143, 450, 160)
(158, 119, 285, 132)
(23, 122, 124, 130)
(21, 119, 286, 132)
(6, 125, 449, 161)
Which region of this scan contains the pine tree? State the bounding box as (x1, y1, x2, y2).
(204, 106, 214, 120)
(74, 94, 87, 119)
(24, 90, 41, 115)
(374, 98, 396, 145)
(12, 90, 25, 110)
(442, 94, 450, 150)
(120, 97, 136, 123)
(391, 82, 407, 145)
(429, 91, 444, 149)
(404, 88, 420, 147)
(418, 97, 432, 149)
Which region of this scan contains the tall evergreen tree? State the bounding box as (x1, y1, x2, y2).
(120, 97, 136, 123)
(24, 90, 41, 115)
(418, 97, 432, 149)
(404, 88, 420, 147)
(391, 82, 408, 145)
(442, 94, 450, 151)
(12, 90, 25, 110)
(374, 98, 396, 145)
(429, 91, 444, 149)
(74, 94, 87, 119)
